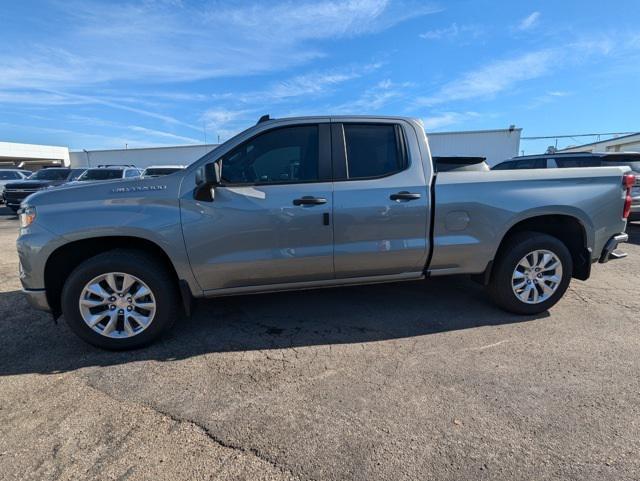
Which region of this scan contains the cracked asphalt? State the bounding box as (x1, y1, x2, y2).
(1, 205, 639, 481)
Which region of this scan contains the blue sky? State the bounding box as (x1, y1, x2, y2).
(1, 0, 639, 154)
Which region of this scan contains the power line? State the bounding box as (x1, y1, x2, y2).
(521, 131, 636, 140)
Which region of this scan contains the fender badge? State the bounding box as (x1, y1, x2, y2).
(111, 185, 167, 193)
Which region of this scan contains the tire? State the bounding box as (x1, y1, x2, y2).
(61, 249, 179, 350)
(488, 231, 573, 315)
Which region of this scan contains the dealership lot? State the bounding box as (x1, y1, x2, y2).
(0, 206, 639, 481)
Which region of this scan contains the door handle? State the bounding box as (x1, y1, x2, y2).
(390, 191, 421, 201)
(293, 196, 327, 206)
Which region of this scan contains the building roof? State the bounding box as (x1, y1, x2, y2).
(559, 132, 640, 151)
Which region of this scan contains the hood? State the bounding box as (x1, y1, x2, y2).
(24, 175, 182, 208)
(3, 179, 62, 190)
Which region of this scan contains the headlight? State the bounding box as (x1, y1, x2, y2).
(19, 206, 37, 228)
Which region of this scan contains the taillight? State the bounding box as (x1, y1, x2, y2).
(623, 173, 635, 219)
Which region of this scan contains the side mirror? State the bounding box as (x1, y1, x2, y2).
(194, 160, 222, 201)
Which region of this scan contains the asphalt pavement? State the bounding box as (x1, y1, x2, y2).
(1, 206, 639, 481)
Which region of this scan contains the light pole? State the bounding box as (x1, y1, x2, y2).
(83, 149, 91, 167)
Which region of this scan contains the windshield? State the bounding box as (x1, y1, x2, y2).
(0, 171, 22, 180)
(30, 169, 70, 181)
(143, 167, 182, 176)
(77, 169, 123, 181)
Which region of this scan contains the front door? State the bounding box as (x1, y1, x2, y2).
(181, 123, 334, 291)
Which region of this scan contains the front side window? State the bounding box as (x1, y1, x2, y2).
(343, 124, 406, 179)
(125, 169, 140, 178)
(222, 125, 319, 184)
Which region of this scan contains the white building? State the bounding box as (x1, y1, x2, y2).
(2, 126, 522, 171)
(0, 141, 70, 169)
(68, 128, 521, 169)
(559, 132, 640, 153)
(427, 127, 522, 166)
(69, 144, 218, 169)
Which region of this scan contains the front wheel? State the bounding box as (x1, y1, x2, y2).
(61, 250, 179, 350)
(488, 232, 573, 315)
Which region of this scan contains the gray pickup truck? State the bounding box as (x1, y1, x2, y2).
(16, 116, 634, 349)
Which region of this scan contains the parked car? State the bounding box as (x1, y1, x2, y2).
(75, 166, 142, 182)
(0, 169, 31, 202)
(17, 116, 633, 349)
(2, 168, 85, 212)
(141, 165, 185, 178)
(492, 152, 640, 221)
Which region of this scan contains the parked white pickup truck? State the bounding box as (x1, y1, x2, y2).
(17, 116, 634, 349)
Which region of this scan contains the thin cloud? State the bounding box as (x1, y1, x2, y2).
(127, 126, 202, 144)
(332, 79, 413, 113)
(516, 11, 541, 31)
(422, 111, 480, 130)
(38, 89, 203, 132)
(418, 50, 555, 106)
(0, 0, 437, 89)
(417, 34, 635, 107)
(419, 23, 484, 41)
(527, 90, 571, 109)
(215, 63, 383, 104)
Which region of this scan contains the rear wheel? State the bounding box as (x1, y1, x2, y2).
(488, 232, 573, 315)
(61, 250, 178, 350)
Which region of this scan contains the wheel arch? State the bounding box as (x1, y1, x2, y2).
(492, 213, 592, 281)
(44, 236, 186, 317)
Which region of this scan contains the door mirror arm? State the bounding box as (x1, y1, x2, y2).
(194, 160, 222, 201)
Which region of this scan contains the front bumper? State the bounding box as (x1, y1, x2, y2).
(22, 288, 51, 312)
(599, 233, 629, 263)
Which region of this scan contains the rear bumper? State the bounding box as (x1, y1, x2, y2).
(22, 288, 51, 312)
(599, 233, 629, 263)
(629, 201, 640, 221)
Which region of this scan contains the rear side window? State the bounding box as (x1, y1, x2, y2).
(343, 124, 407, 179)
(555, 157, 602, 168)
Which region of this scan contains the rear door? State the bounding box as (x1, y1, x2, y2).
(331, 120, 430, 278)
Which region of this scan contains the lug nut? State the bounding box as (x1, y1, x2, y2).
(537, 274, 542, 278)
(127, 306, 132, 311)
(109, 296, 116, 302)
(109, 305, 115, 310)
(118, 309, 124, 314)
(127, 297, 132, 303)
